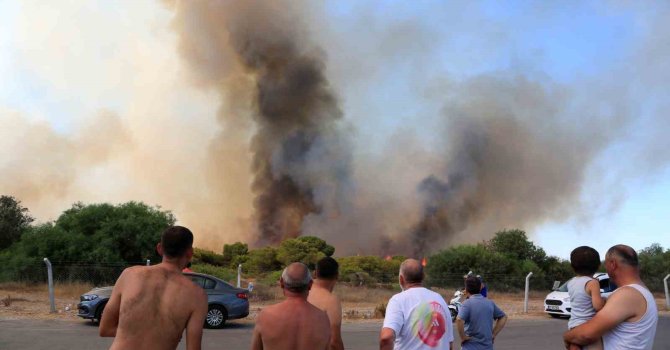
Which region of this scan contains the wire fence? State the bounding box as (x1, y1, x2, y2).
(0, 261, 147, 286)
(1, 261, 667, 295)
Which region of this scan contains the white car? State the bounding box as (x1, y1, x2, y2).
(544, 273, 618, 318)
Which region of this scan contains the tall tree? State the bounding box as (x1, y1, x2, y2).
(0, 195, 34, 250)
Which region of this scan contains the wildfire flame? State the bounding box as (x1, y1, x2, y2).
(384, 255, 392, 261)
(421, 257, 427, 267)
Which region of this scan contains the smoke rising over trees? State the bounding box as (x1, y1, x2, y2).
(1, 1, 669, 255)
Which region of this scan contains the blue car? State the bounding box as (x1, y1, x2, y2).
(77, 272, 250, 329)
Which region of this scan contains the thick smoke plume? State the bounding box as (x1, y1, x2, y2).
(165, 0, 349, 245)
(2, 1, 669, 256)
(408, 76, 608, 255)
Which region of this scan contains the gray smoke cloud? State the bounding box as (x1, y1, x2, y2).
(164, 0, 351, 245)
(162, 0, 669, 256)
(3, 1, 668, 256)
(408, 75, 617, 255)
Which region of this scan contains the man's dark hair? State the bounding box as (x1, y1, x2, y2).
(161, 226, 194, 258)
(316, 257, 339, 280)
(465, 276, 482, 295)
(570, 246, 601, 276)
(607, 244, 639, 267)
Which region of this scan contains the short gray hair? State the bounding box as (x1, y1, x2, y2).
(281, 263, 312, 293)
(399, 259, 424, 284)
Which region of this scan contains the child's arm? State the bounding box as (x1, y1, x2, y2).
(586, 279, 605, 311)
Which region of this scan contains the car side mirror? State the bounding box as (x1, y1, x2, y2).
(552, 281, 560, 291)
(600, 288, 605, 293)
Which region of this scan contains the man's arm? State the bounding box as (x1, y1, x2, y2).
(251, 311, 264, 350)
(328, 298, 344, 350)
(185, 288, 208, 350)
(492, 316, 507, 341)
(379, 328, 395, 350)
(99, 268, 130, 337)
(456, 318, 470, 343)
(587, 280, 605, 311)
(491, 303, 507, 342)
(564, 288, 640, 346)
(380, 297, 401, 350)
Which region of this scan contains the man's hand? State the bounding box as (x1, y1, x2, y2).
(461, 335, 472, 344)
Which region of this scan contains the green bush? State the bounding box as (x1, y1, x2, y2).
(245, 247, 281, 274)
(191, 263, 236, 283)
(259, 270, 283, 286)
(193, 248, 226, 266)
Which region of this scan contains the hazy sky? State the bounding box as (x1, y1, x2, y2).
(1, 1, 668, 259)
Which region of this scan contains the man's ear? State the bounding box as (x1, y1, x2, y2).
(156, 243, 164, 257)
(279, 277, 285, 289)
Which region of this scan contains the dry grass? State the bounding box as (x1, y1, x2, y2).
(0, 281, 93, 299)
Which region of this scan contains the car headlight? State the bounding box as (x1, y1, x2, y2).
(81, 294, 99, 301)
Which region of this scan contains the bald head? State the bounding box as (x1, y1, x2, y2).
(400, 259, 424, 284)
(606, 244, 639, 267)
(281, 262, 312, 293)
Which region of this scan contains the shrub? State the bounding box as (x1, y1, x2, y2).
(191, 263, 236, 283)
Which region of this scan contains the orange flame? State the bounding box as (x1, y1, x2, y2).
(421, 257, 427, 267)
(384, 255, 392, 261)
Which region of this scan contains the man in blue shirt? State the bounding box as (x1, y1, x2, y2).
(456, 276, 507, 349)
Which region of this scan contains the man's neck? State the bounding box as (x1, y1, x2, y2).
(404, 283, 423, 290)
(615, 273, 643, 287)
(313, 279, 336, 292)
(160, 259, 184, 271)
(284, 291, 309, 302)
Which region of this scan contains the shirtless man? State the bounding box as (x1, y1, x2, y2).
(307, 257, 344, 350)
(100, 226, 208, 350)
(564, 244, 658, 350)
(251, 262, 330, 350)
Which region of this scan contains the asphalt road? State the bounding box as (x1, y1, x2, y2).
(1, 316, 668, 350)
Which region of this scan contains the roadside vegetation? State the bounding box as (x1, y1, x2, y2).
(1, 195, 669, 293)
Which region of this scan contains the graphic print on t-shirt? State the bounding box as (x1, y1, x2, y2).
(410, 301, 447, 347)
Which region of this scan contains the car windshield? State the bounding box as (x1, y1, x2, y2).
(556, 281, 569, 292)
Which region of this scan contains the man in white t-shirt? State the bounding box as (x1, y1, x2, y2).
(380, 259, 454, 350)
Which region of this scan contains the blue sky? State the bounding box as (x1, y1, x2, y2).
(1, 1, 668, 259)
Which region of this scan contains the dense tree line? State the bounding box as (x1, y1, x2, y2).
(0, 195, 668, 291)
(0, 196, 174, 282)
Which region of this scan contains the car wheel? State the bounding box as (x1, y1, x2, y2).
(205, 305, 227, 329)
(449, 308, 457, 322)
(95, 302, 107, 324)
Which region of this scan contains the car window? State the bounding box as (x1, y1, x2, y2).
(189, 276, 205, 288)
(602, 280, 618, 293)
(599, 278, 609, 290)
(557, 281, 568, 292)
(203, 278, 216, 289)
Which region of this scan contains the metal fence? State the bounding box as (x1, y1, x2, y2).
(0, 260, 147, 286)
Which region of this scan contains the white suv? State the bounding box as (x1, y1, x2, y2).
(544, 273, 618, 318)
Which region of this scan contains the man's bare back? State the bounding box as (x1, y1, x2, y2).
(100, 265, 208, 350)
(308, 285, 344, 350)
(252, 298, 330, 350)
(252, 262, 330, 350)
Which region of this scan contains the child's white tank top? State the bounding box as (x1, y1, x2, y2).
(567, 276, 596, 329)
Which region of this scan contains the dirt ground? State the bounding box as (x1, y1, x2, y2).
(2, 283, 667, 323)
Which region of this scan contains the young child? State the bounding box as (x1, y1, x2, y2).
(567, 246, 605, 350)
